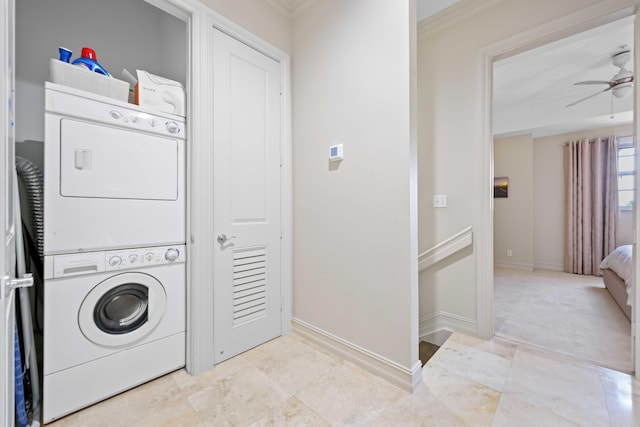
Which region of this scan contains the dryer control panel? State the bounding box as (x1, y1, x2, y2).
(45, 245, 186, 279)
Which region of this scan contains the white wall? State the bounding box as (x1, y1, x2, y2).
(292, 0, 419, 374)
(417, 0, 604, 334)
(494, 135, 534, 270)
(532, 132, 566, 271)
(200, 0, 291, 54)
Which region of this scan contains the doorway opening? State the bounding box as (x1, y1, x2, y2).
(490, 14, 635, 373)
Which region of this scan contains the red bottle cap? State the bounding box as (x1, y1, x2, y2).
(81, 47, 97, 60)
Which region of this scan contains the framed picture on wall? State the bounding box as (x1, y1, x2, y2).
(494, 177, 508, 198)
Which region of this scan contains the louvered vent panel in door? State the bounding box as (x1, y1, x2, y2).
(233, 247, 267, 326)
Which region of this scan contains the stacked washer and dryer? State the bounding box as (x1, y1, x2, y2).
(41, 82, 187, 423)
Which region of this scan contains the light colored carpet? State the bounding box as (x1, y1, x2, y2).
(494, 266, 632, 372)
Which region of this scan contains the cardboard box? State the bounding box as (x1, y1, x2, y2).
(136, 70, 185, 116)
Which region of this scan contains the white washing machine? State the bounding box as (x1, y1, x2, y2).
(43, 82, 186, 254)
(41, 245, 186, 423)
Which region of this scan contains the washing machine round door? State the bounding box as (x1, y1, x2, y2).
(79, 272, 167, 347)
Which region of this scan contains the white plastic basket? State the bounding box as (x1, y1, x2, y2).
(49, 58, 129, 102)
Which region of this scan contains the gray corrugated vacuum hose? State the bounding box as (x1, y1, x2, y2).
(15, 156, 43, 426)
(15, 156, 44, 257)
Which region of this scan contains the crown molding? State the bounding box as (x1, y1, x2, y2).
(265, 0, 315, 18)
(417, 0, 506, 39)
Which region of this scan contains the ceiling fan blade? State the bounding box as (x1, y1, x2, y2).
(566, 87, 612, 107)
(574, 80, 613, 86)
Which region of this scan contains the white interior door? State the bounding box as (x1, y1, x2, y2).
(633, 8, 640, 378)
(212, 28, 282, 363)
(1, 0, 15, 424)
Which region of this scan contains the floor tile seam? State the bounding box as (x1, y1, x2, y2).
(291, 368, 405, 426)
(438, 340, 515, 365)
(184, 381, 294, 426)
(131, 398, 206, 427)
(420, 382, 502, 427)
(426, 360, 510, 394)
(501, 353, 612, 425)
(426, 339, 512, 391)
(182, 363, 296, 416)
(422, 363, 506, 396)
(290, 394, 340, 426)
(494, 391, 610, 427)
(256, 359, 338, 396)
(163, 371, 207, 402)
(337, 359, 409, 395)
(493, 333, 614, 371)
(597, 369, 630, 427)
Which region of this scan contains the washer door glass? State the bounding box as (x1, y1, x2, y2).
(79, 272, 166, 347)
(94, 283, 149, 334)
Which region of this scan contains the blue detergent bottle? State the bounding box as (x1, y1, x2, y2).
(72, 47, 110, 76)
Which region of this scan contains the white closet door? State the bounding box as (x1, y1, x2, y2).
(1, 0, 16, 423)
(212, 28, 282, 363)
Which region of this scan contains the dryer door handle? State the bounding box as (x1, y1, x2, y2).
(74, 149, 93, 170)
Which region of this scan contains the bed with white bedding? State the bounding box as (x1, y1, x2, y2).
(599, 244, 633, 320)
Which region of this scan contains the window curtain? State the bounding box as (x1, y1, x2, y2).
(563, 136, 618, 276)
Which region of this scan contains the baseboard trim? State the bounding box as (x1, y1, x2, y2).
(419, 311, 477, 346)
(291, 318, 422, 393)
(533, 262, 564, 272)
(494, 260, 534, 271)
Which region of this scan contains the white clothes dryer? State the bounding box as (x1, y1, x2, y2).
(43, 82, 186, 254)
(41, 245, 186, 423)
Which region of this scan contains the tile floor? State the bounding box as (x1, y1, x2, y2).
(49, 332, 640, 426)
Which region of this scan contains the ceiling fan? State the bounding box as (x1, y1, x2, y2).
(566, 49, 634, 107)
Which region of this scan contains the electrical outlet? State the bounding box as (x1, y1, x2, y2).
(506, 249, 513, 257)
(433, 195, 447, 208)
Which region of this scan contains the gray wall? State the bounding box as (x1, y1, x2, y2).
(15, 0, 186, 143)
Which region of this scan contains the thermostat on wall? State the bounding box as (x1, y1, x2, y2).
(329, 144, 343, 162)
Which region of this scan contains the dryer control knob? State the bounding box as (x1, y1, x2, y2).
(108, 256, 122, 266)
(128, 254, 138, 263)
(166, 121, 180, 134)
(165, 248, 180, 262)
(145, 252, 155, 262)
(110, 110, 122, 120)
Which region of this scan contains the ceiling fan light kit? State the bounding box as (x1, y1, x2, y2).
(566, 49, 634, 107)
(613, 83, 633, 98)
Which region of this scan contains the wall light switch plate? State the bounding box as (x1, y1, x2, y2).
(433, 195, 447, 208)
(329, 144, 343, 162)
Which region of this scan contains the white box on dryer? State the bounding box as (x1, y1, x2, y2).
(136, 70, 186, 117)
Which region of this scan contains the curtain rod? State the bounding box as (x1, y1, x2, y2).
(562, 135, 630, 146)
